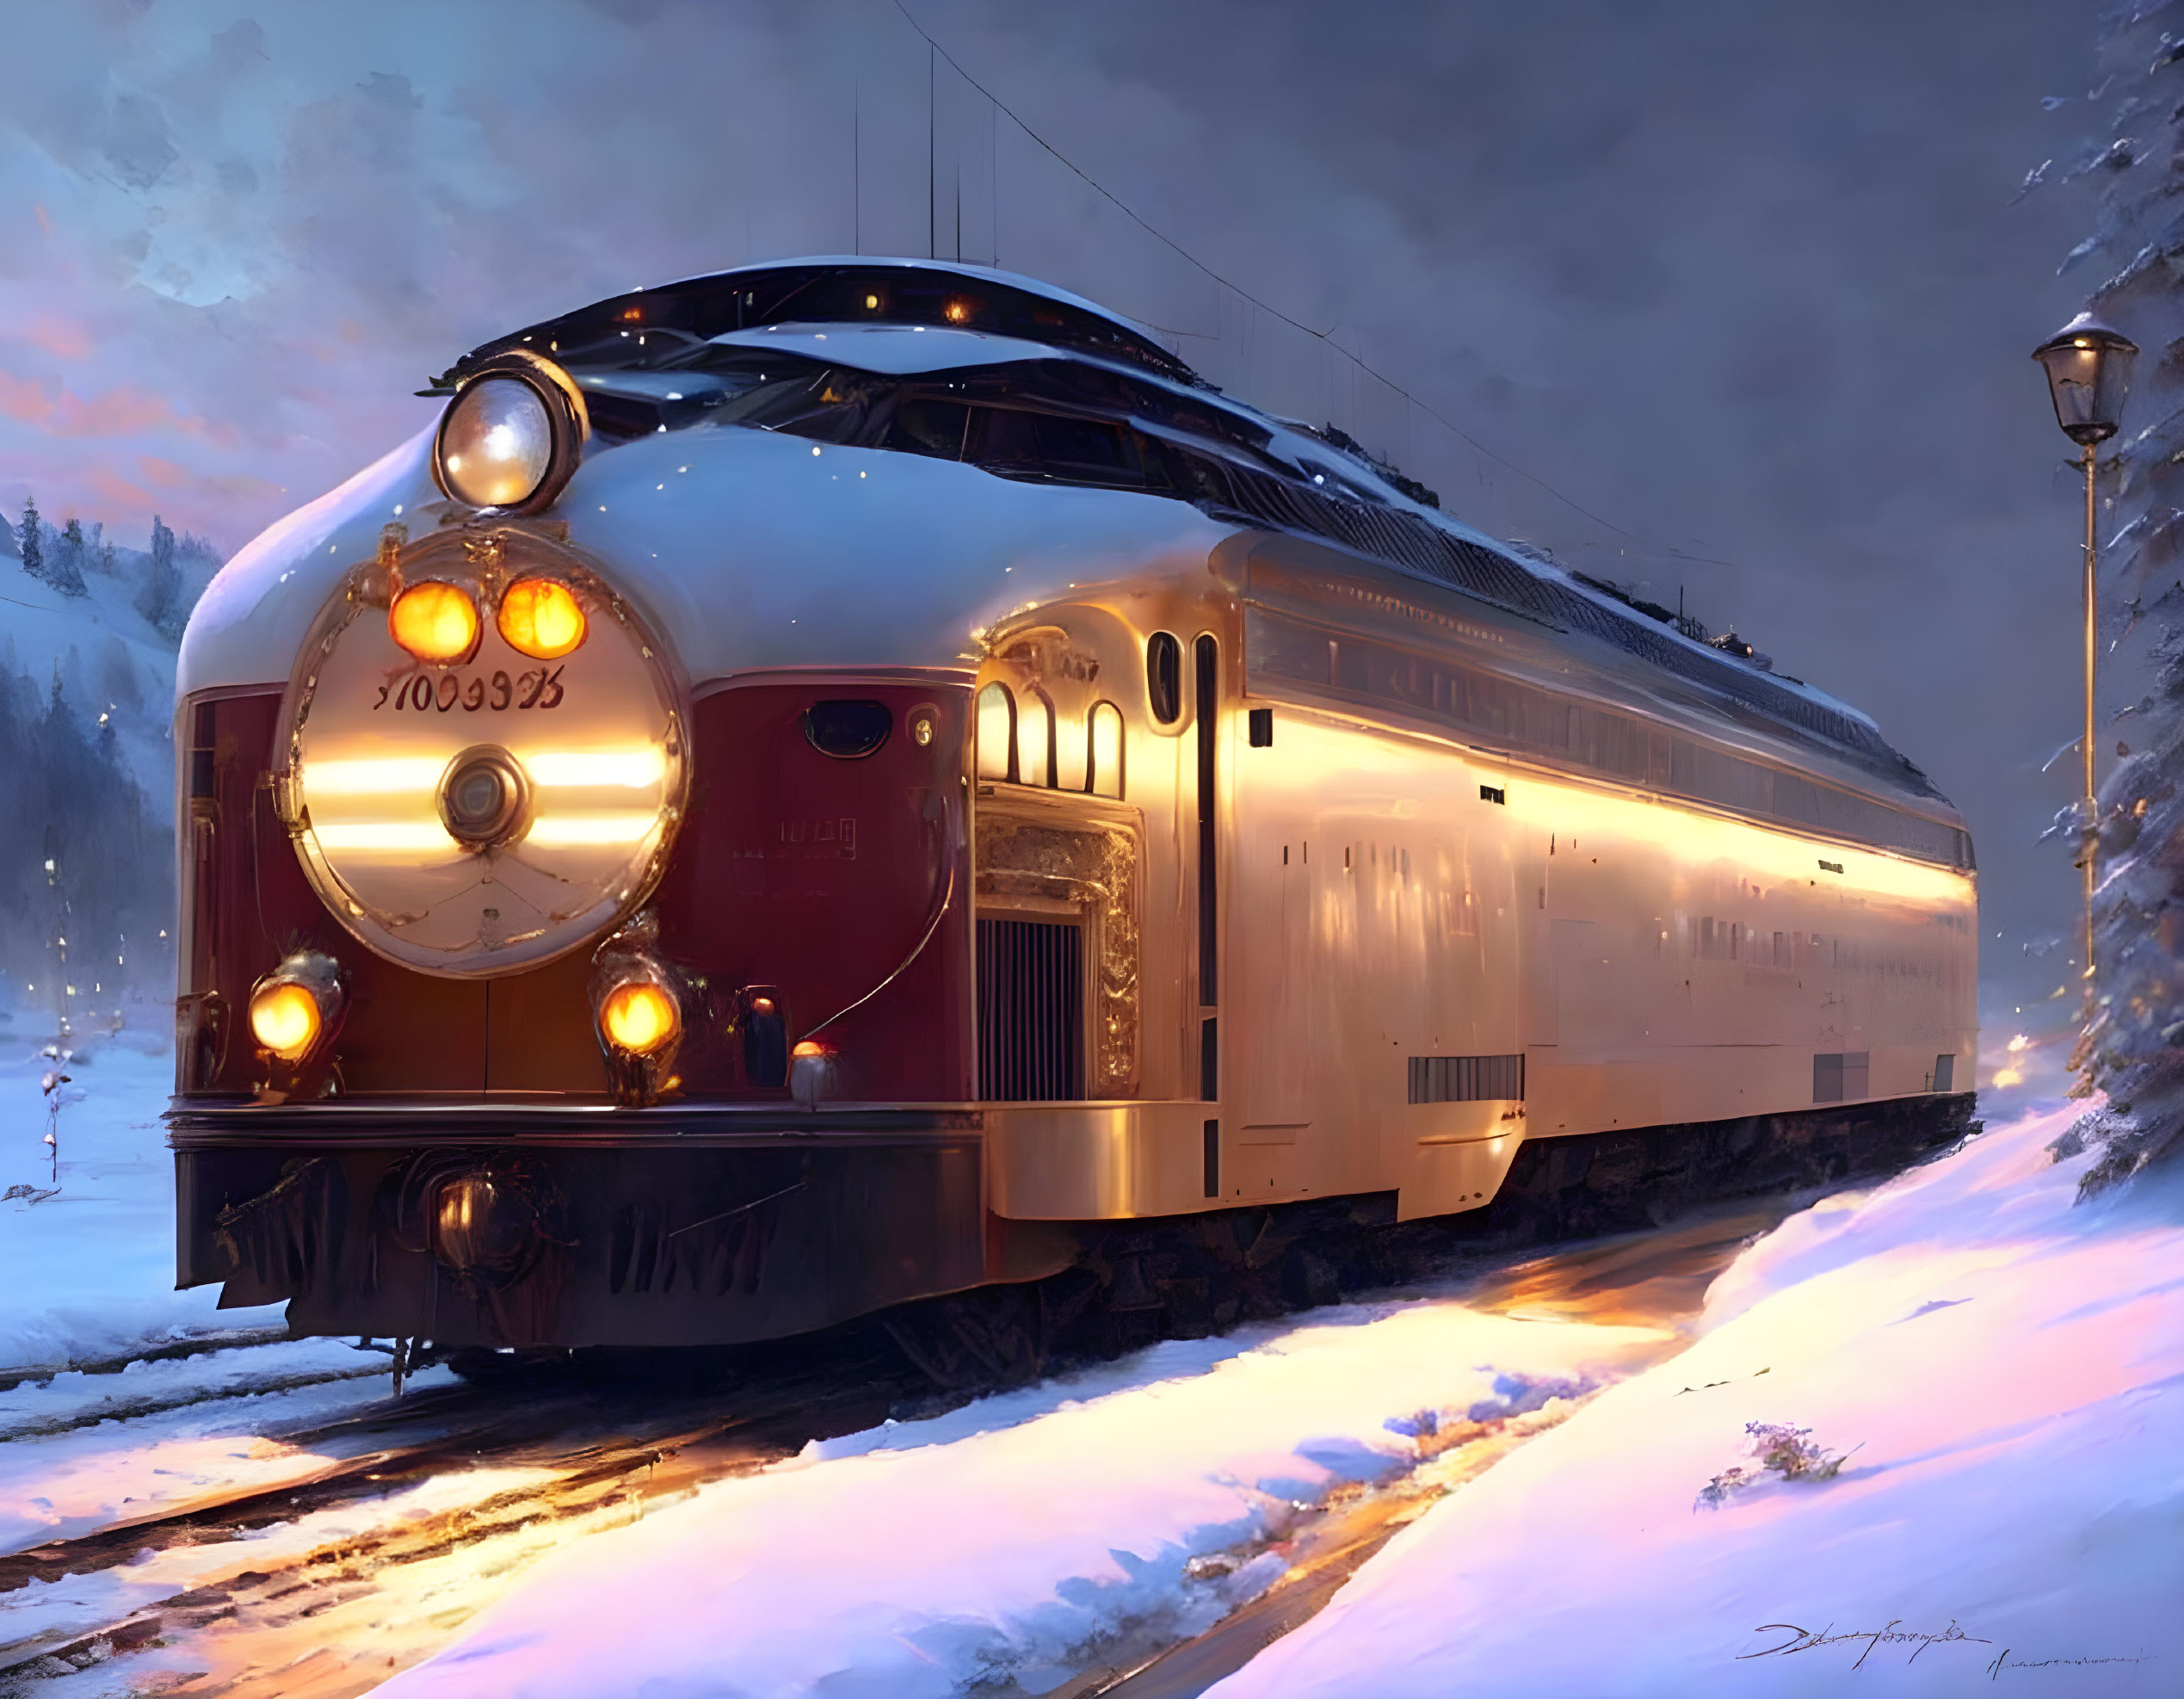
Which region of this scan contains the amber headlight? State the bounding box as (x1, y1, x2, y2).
(600, 979, 680, 1055)
(433, 351, 588, 515)
(498, 577, 588, 659)
(389, 581, 481, 664)
(248, 951, 346, 1063)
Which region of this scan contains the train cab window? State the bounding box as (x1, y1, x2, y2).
(885, 397, 972, 460)
(976, 683, 1016, 782)
(1147, 633, 1181, 724)
(974, 407, 1140, 485)
(1088, 702, 1125, 799)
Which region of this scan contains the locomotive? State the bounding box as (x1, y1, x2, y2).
(171, 257, 1977, 1353)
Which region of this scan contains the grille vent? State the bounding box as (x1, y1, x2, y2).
(1409, 1053, 1525, 1103)
(978, 917, 1085, 1102)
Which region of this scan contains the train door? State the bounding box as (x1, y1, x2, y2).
(1231, 689, 1317, 1194)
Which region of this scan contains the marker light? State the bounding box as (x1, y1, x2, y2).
(498, 578, 588, 659)
(600, 980, 680, 1054)
(389, 581, 480, 664)
(249, 982, 321, 1060)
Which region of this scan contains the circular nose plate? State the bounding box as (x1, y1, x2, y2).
(281, 528, 687, 978)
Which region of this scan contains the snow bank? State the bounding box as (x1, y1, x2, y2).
(379, 1295, 1668, 1697)
(1209, 1104, 2184, 1697)
(0, 1029, 283, 1371)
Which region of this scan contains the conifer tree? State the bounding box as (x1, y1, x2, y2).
(52, 516, 87, 596)
(18, 496, 42, 582)
(136, 513, 180, 631)
(2052, 10, 2184, 1190)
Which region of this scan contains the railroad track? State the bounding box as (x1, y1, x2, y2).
(0, 1329, 927, 1696)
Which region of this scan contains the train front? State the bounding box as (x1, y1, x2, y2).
(169, 261, 1218, 1350)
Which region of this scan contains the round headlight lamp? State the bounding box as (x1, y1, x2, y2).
(433, 352, 588, 515)
(247, 951, 347, 1063)
(600, 979, 681, 1055)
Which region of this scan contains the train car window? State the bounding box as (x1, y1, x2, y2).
(975, 683, 1016, 782)
(1018, 689, 1056, 788)
(1089, 702, 1125, 799)
(804, 700, 892, 759)
(1147, 633, 1182, 724)
(885, 398, 972, 460)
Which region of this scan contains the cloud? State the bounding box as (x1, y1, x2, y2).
(0, 368, 233, 442)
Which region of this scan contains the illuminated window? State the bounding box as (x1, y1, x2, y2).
(1089, 702, 1124, 798)
(1019, 689, 1054, 788)
(976, 683, 1015, 782)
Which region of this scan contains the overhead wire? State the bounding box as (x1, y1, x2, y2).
(892, 0, 1650, 551)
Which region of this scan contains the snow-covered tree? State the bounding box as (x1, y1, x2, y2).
(50, 516, 88, 597)
(135, 513, 181, 633)
(18, 496, 43, 582)
(2047, 12, 2184, 1193)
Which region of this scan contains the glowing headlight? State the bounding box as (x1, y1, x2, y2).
(439, 377, 553, 508)
(497, 577, 588, 659)
(600, 980, 680, 1054)
(389, 581, 480, 664)
(247, 951, 346, 1064)
(433, 353, 588, 514)
(250, 983, 320, 1059)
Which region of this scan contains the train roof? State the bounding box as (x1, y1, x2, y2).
(431, 257, 1940, 804)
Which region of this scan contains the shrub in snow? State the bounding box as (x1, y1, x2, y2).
(1695, 1422, 1858, 1510)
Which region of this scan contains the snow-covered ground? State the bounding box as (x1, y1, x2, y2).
(377, 1296, 1666, 1698)
(365, 1101, 2178, 1698)
(0, 1023, 283, 1373)
(1209, 1099, 2182, 1697)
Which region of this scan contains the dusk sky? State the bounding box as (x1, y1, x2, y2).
(0, 0, 2107, 1019)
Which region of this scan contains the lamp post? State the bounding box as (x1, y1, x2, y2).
(2033, 311, 2138, 993)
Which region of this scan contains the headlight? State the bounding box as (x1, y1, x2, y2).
(497, 577, 588, 659)
(433, 352, 588, 514)
(388, 581, 481, 664)
(600, 979, 680, 1054)
(250, 983, 319, 1058)
(248, 951, 346, 1063)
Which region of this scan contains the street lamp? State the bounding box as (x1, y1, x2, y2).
(2033, 310, 2138, 991)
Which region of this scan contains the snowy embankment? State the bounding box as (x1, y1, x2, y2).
(1209, 1101, 2183, 1697)
(378, 1301, 1670, 1696)
(0, 1029, 282, 1371)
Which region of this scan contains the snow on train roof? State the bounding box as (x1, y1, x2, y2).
(440, 257, 1920, 794)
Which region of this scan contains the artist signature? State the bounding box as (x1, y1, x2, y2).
(1739, 1621, 2152, 1679)
(1740, 1620, 1988, 1669)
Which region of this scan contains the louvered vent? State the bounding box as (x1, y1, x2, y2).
(1409, 1053, 1525, 1103)
(978, 917, 1085, 1102)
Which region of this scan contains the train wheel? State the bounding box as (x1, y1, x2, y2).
(882, 1284, 1049, 1390)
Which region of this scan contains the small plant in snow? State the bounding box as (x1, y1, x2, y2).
(38, 1045, 75, 1186)
(1696, 1421, 1860, 1510)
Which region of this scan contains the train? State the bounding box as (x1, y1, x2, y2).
(170, 257, 1978, 1358)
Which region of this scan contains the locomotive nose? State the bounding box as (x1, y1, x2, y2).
(279, 527, 688, 978)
